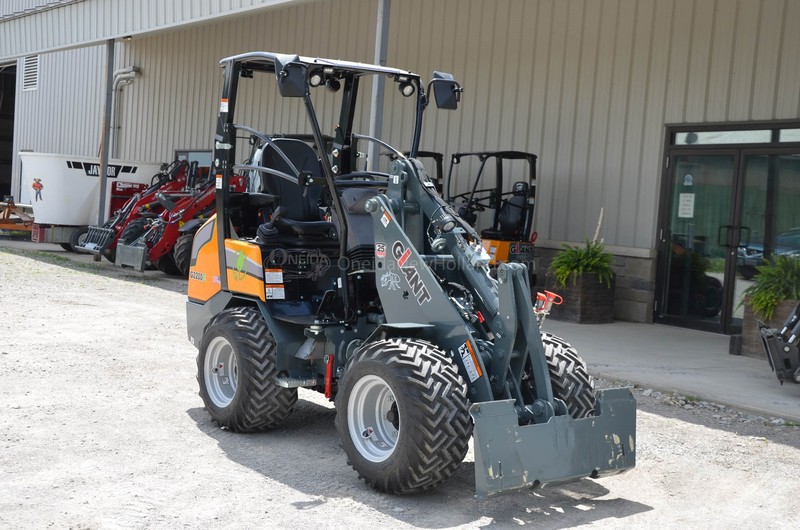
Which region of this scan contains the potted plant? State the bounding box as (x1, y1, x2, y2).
(738, 255, 800, 357)
(545, 239, 616, 323)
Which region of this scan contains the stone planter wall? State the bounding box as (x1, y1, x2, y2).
(534, 246, 655, 323)
(740, 298, 800, 358)
(543, 272, 615, 324)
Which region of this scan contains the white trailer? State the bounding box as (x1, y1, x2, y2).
(20, 152, 162, 251)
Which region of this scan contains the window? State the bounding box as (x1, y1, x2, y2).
(175, 150, 212, 185)
(175, 150, 212, 168)
(674, 130, 771, 145)
(22, 55, 38, 91)
(780, 129, 800, 143)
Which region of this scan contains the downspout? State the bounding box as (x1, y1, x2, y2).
(110, 66, 140, 159)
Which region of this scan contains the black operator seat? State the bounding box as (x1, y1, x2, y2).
(480, 181, 529, 241)
(258, 138, 336, 239)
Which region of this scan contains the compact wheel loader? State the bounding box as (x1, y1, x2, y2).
(186, 52, 636, 497)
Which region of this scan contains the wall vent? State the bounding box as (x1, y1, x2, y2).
(22, 55, 39, 91)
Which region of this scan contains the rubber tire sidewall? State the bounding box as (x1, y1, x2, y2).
(197, 307, 297, 432)
(155, 253, 182, 276)
(335, 338, 472, 494)
(118, 218, 148, 245)
(68, 226, 90, 253)
(173, 232, 194, 277)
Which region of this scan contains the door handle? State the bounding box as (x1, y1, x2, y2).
(737, 226, 751, 247)
(718, 225, 733, 247)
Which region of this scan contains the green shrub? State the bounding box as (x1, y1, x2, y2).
(741, 255, 800, 320)
(549, 240, 614, 288)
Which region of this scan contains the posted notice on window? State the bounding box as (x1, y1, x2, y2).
(678, 193, 695, 218)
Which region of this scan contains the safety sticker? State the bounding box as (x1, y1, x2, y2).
(264, 268, 284, 284)
(375, 242, 386, 258)
(219, 98, 229, 113)
(381, 212, 391, 227)
(265, 284, 286, 300)
(458, 340, 483, 383)
(215, 175, 223, 189)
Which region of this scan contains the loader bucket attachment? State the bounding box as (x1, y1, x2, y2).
(115, 242, 148, 271)
(758, 322, 800, 384)
(78, 226, 116, 254)
(470, 387, 636, 498)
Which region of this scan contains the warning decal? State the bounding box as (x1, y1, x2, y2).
(458, 340, 483, 383)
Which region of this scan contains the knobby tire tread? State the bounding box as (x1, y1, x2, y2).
(336, 338, 472, 494)
(173, 232, 194, 277)
(198, 307, 297, 432)
(541, 332, 596, 418)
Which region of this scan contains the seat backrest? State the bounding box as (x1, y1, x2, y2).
(495, 181, 528, 236)
(260, 138, 324, 222)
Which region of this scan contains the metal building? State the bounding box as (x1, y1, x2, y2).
(1, 0, 799, 333)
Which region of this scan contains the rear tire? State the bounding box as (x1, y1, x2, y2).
(155, 253, 182, 276)
(197, 306, 297, 432)
(68, 226, 90, 253)
(335, 338, 472, 494)
(541, 332, 596, 418)
(173, 232, 194, 276)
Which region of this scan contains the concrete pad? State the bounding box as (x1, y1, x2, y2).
(545, 319, 800, 422)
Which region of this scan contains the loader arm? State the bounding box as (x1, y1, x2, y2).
(367, 156, 636, 496)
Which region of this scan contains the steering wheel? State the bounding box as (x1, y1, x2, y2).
(451, 190, 492, 212)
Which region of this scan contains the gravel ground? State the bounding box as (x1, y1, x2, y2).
(1, 242, 799, 529)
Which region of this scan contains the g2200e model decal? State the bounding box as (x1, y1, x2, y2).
(391, 241, 431, 304)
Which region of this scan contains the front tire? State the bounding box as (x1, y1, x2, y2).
(335, 338, 472, 494)
(118, 218, 148, 245)
(197, 307, 297, 432)
(541, 332, 596, 418)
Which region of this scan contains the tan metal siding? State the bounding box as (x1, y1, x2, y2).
(110, 0, 377, 164)
(775, 0, 800, 116)
(0, 0, 309, 61)
(390, 0, 800, 248)
(13, 44, 105, 160)
(9, 0, 800, 250)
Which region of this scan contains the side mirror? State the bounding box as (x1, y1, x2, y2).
(273, 54, 306, 98)
(430, 71, 462, 110)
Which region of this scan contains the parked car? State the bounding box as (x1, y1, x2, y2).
(737, 227, 800, 279)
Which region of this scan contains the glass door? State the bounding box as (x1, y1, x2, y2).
(733, 151, 800, 326)
(657, 123, 800, 335)
(656, 152, 736, 332)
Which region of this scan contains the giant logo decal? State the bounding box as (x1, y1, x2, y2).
(391, 241, 431, 304)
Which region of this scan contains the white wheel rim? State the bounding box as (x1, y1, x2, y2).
(347, 374, 399, 462)
(204, 336, 239, 408)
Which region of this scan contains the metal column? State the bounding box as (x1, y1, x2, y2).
(367, 0, 391, 171)
(97, 39, 114, 226)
